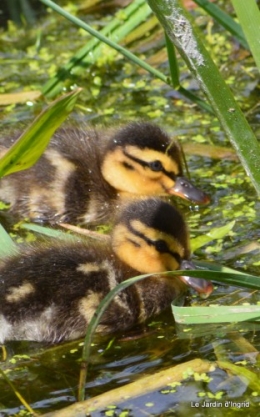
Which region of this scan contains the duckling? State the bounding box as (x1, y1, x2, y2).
(0, 122, 209, 225)
(0, 198, 213, 343)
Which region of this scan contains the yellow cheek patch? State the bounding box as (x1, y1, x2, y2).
(101, 145, 181, 195)
(6, 282, 35, 303)
(112, 221, 186, 273)
(101, 150, 163, 194)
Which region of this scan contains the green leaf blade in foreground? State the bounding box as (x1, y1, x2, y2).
(21, 223, 76, 241)
(78, 267, 260, 400)
(147, 0, 260, 196)
(0, 88, 81, 178)
(0, 223, 17, 257)
(170, 270, 260, 290)
(193, 0, 248, 50)
(231, 0, 260, 73)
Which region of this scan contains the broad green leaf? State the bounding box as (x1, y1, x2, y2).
(172, 304, 260, 325)
(191, 221, 235, 252)
(231, 0, 260, 73)
(0, 88, 81, 178)
(0, 223, 17, 257)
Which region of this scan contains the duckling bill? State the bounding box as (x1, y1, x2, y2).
(0, 198, 213, 343)
(0, 122, 209, 225)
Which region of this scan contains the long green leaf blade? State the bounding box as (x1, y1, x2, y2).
(147, 0, 260, 196)
(41, 0, 153, 97)
(193, 0, 248, 49)
(231, 0, 260, 72)
(0, 89, 81, 178)
(21, 223, 76, 240)
(40, 0, 168, 95)
(172, 304, 260, 324)
(39, 0, 212, 112)
(0, 223, 17, 257)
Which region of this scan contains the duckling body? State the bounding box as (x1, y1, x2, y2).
(0, 198, 212, 343)
(0, 122, 209, 225)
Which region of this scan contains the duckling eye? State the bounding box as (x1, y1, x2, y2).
(149, 160, 163, 172)
(154, 239, 169, 253)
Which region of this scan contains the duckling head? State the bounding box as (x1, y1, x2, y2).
(112, 198, 213, 297)
(101, 122, 209, 204)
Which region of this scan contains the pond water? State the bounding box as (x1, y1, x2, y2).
(0, 1, 260, 416)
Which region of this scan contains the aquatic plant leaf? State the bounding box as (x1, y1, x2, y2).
(193, 0, 248, 49)
(0, 89, 81, 178)
(148, 0, 260, 196)
(0, 223, 17, 257)
(21, 223, 76, 241)
(169, 270, 260, 290)
(191, 221, 235, 252)
(172, 304, 260, 325)
(217, 360, 260, 392)
(39, 0, 211, 112)
(176, 321, 260, 339)
(231, 0, 260, 72)
(192, 261, 249, 276)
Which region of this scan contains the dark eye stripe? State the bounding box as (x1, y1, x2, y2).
(123, 150, 177, 179)
(128, 223, 181, 265)
(122, 161, 134, 170)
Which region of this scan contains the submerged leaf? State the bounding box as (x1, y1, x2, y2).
(191, 221, 235, 252)
(172, 304, 260, 325)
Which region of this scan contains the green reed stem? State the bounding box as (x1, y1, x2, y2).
(148, 0, 260, 196)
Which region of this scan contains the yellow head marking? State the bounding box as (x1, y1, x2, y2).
(112, 219, 185, 273)
(101, 145, 180, 195)
(125, 146, 179, 174)
(131, 220, 185, 258)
